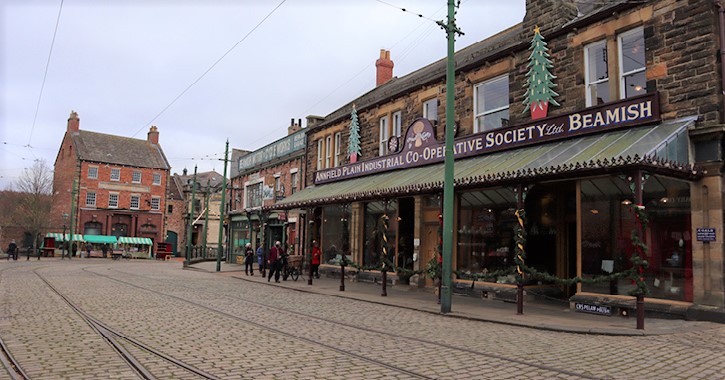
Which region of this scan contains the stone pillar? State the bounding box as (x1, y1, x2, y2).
(690, 171, 725, 307)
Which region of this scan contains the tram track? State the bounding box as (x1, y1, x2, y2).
(32, 269, 221, 380)
(86, 266, 604, 380)
(0, 266, 30, 380)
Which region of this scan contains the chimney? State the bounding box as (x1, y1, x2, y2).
(148, 125, 159, 145)
(375, 49, 394, 86)
(67, 110, 80, 132)
(288, 118, 302, 135)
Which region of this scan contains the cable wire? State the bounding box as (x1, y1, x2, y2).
(28, 0, 64, 145)
(132, 0, 287, 138)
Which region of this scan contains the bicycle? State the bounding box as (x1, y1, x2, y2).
(283, 255, 303, 281)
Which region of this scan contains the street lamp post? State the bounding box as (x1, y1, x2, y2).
(62, 213, 69, 259)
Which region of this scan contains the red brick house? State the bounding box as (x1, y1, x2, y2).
(51, 111, 170, 254)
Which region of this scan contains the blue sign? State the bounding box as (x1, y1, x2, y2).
(696, 228, 716, 242)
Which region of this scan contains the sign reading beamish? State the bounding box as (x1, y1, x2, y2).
(314, 93, 660, 185)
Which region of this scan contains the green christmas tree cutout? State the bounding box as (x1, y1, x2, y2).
(523, 26, 560, 120)
(348, 104, 361, 163)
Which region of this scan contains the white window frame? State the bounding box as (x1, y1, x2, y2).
(130, 195, 140, 210)
(88, 166, 98, 179)
(150, 197, 160, 211)
(110, 168, 121, 181)
(618, 27, 645, 99)
(108, 193, 119, 208)
(85, 191, 96, 207)
(325, 135, 332, 168)
(392, 111, 402, 138)
(584, 39, 609, 107)
(317, 139, 324, 170)
(423, 98, 438, 122)
(132, 170, 141, 184)
(334, 132, 342, 167)
(152, 173, 161, 185)
(473, 75, 510, 133)
(379, 116, 389, 155)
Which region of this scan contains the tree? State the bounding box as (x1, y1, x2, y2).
(522, 26, 560, 120)
(14, 159, 54, 254)
(347, 104, 361, 163)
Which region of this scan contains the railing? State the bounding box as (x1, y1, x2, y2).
(188, 246, 224, 263)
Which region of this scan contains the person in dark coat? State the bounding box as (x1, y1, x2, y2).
(71, 242, 78, 258)
(101, 244, 109, 258)
(7, 240, 18, 260)
(244, 243, 254, 276)
(267, 241, 282, 283)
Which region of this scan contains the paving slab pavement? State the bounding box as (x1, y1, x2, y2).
(189, 261, 720, 336)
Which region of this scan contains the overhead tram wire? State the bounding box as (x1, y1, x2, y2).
(243, 1, 445, 149)
(131, 0, 287, 138)
(28, 0, 64, 146)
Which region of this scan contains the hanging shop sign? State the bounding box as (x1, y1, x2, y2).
(314, 92, 661, 185)
(238, 130, 306, 172)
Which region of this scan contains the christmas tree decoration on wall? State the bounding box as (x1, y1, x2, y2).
(348, 104, 361, 163)
(523, 26, 560, 120)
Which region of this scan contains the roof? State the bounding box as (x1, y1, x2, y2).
(272, 118, 701, 210)
(71, 130, 170, 169)
(175, 170, 225, 192)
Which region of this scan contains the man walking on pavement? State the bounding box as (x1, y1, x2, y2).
(6, 240, 18, 260)
(267, 241, 282, 283)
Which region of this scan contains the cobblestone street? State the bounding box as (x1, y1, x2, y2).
(1, 259, 723, 379)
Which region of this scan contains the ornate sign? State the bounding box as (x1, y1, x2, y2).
(314, 93, 660, 185)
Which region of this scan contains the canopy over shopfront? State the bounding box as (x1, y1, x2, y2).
(272, 117, 700, 210)
(46, 233, 84, 242)
(118, 236, 153, 245)
(83, 235, 118, 244)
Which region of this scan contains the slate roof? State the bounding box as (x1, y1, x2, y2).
(71, 130, 170, 170)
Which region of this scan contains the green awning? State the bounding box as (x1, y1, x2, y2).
(45, 233, 84, 242)
(118, 236, 153, 245)
(274, 118, 698, 209)
(83, 235, 118, 244)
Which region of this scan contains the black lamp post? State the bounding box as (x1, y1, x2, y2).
(62, 213, 69, 260)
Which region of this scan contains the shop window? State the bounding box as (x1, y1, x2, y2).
(580, 176, 692, 302)
(474, 75, 509, 133)
(321, 205, 348, 265)
(84, 222, 102, 236)
(457, 189, 516, 278)
(363, 201, 398, 267)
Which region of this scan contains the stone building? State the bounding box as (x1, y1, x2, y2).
(275, 0, 725, 318)
(228, 120, 306, 262)
(51, 111, 170, 254)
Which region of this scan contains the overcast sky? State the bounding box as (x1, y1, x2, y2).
(1, 0, 525, 190)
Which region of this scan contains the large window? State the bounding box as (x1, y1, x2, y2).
(88, 166, 98, 179)
(321, 206, 347, 264)
(334, 132, 342, 167)
(474, 75, 509, 133)
(423, 98, 438, 122)
(580, 176, 692, 302)
(362, 201, 398, 267)
(110, 168, 120, 181)
(108, 193, 119, 208)
(457, 188, 517, 277)
(585, 40, 609, 106)
(246, 182, 263, 209)
(618, 27, 646, 99)
(85, 191, 96, 207)
(316, 139, 324, 170)
(130, 195, 140, 210)
(379, 116, 389, 155)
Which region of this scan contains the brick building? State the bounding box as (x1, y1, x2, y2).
(228, 120, 306, 262)
(275, 0, 725, 318)
(51, 111, 170, 254)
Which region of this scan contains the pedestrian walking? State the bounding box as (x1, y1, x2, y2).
(71, 242, 78, 258)
(256, 245, 264, 273)
(6, 240, 18, 260)
(244, 243, 254, 276)
(311, 240, 321, 279)
(267, 241, 282, 283)
(85, 243, 92, 258)
(101, 244, 109, 258)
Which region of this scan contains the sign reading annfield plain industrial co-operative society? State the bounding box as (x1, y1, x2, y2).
(314, 93, 661, 185)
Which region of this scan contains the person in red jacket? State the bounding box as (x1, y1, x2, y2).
(267, 241, 282, 283)
(311, 240, 321, 279)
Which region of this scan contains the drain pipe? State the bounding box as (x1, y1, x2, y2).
(716, 0, 725, 122)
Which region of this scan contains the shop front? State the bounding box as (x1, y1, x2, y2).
(275, 99, 705, 310)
